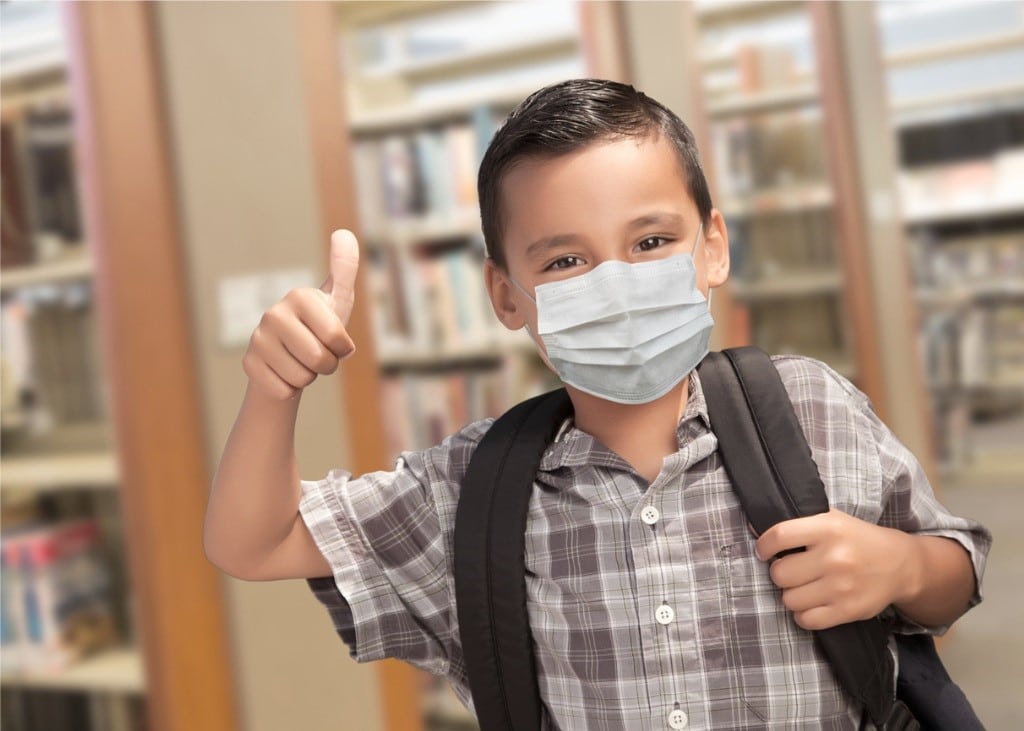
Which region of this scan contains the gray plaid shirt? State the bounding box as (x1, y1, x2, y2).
(300, 355, 991, 730)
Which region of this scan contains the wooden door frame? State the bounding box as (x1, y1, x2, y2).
(62, 2, 240, 729)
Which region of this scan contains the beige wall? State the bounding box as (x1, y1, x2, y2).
(152, 2, 383, 730)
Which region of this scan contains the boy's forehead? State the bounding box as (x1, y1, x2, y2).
(500, 134, 695, 244)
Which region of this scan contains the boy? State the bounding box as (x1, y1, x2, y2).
(205, 79, 991, 729)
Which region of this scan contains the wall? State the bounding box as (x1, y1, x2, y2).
(152, 2, 384, 730)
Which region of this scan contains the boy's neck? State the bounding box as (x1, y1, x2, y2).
(566, 374, 692, 484)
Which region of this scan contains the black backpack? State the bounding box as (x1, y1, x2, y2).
(453, 346, 983, 731)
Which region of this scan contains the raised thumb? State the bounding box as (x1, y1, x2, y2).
(321, 229, 360, 323)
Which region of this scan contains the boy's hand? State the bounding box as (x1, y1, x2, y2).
(242, 229, 360, 401)
(754, 509, 917, 631)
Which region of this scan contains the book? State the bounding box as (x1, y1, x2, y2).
(1, 518, 118, 676)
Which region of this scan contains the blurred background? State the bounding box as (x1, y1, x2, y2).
(0, 1, 1021, 729)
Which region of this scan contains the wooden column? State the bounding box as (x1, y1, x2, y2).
(809, 0, 936, 475)
(61, 2, 240, 729)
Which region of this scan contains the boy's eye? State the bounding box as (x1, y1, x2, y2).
(636, 236, 670, 252)
(544, 255, 585, 271)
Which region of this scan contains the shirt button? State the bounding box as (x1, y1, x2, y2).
(668, 708, 688, 729)
(640, 505, 660, 525)
(655, 603, 675, 625)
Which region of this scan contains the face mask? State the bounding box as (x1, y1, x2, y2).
(510, 224, 714, 405)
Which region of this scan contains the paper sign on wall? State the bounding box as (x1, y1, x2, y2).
(217, 268, 315, 348)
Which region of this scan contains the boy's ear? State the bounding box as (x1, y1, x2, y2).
(704, 208, 731, 289)
(484, 257, 527, 331)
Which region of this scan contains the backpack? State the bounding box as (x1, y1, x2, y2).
(453, 346, 983, 731)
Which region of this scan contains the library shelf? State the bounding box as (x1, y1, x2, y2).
(884, 29, 1024, 68)
(903, 197, 1024, 226)
(699, 48, 735, 69)
(362, 31, 579, 81)
(730, 269, 843, 301)
(696, 0, 804, 23)
(350, 83, 555, 135)
(916, 280, 1024, 307)
(0, 83, 70, 124)
(0, 247, 93, 293)
(378, 337, 536, 371)
(0, 646, 145, 695)
(2, 420, 114, 455)
(707, 85, 818, 118)
(720, 183, 833, 217)
(890, 82, 1024, 117)
(379, 212, 483, 248)
(0, 450, 120, 493)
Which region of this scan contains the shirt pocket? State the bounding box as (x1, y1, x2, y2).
(721, 538, 852, 724)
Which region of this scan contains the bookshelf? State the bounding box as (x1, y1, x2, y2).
(3, 2, 237, 731)
(0, 3, 144, 726)
(336, 0, 625, 460)
(875, 0, 1024, 479)
(311, 1, 626, 728)
(686, 0, 866, 391)
(662, 0, 936, 465)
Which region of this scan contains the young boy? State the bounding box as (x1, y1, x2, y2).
(205, 79, 991, 729)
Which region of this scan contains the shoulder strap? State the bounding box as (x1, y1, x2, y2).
(454, 387, 572, 731)
(696, 347, 913, 730)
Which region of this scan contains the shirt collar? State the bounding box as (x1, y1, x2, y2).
(539, 369, 712, 473)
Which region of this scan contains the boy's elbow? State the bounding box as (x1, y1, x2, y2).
(203, 523, 260, 581)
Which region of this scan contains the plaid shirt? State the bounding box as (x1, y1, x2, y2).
(300, 355, 991, 730)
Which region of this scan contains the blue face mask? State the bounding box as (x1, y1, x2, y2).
(511, 224, 714, 405)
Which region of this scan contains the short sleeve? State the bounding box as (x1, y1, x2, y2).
(849, 377, 993, 636)
(298, 418, 491, 675)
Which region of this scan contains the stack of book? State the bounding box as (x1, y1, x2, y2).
(1, 517, 118, 677)
(714, 107, 826, 198)
(379, 355, 553, 457)
(0, 283, 109, 448)
(352, 122, 481, 240)
(367, 242, 505, 357)
(1, 105, 83, 268)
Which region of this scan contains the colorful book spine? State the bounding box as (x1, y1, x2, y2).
(0, 518, 117, 675)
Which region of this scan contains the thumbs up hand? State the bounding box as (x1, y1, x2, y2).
(243, 229, 360, 401)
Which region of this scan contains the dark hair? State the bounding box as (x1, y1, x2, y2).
(477, 78, 713, 270)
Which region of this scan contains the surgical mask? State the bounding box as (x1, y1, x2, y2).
(510, 224, 714, 404)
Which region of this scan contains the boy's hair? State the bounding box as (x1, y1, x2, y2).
(477, 78, 714, 270)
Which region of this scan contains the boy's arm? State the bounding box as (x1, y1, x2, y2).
(204, 383, 331, 581)
(205, 230, 361, 581)
(755, 356, 992, 633)
(754, 509, 976, 631)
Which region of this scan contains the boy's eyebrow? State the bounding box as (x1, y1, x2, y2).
(627, 212, 687, 230)
(525, 233, 581, 261)
(524, 212, 688, 261)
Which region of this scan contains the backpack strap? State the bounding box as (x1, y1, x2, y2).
(454, 387, 573, 731)
(696, 347, 913, 730)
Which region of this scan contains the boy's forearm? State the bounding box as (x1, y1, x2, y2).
(893, 533, 976, 629)
(204, 382, 303, 576)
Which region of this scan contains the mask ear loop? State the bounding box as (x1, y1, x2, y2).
(505, 273, 540, 340)
(508, 275, 536, 304)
